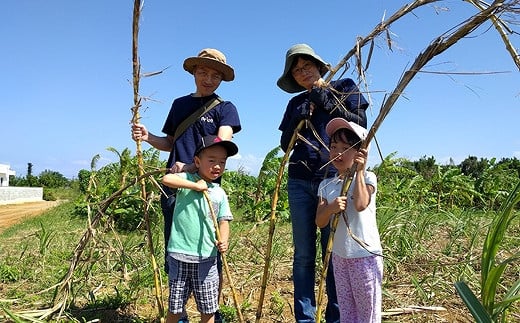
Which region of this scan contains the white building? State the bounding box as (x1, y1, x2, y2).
(0, 164, 43, 204)
(0, 164, 16, 187)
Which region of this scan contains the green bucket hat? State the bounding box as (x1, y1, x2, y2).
(277, 44, 329, 93)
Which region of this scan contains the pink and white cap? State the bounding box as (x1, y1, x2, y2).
(325, 118, 368, 142)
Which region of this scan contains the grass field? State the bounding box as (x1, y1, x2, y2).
(0, 201, 518, 322)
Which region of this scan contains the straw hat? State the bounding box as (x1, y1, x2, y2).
(277, 44, 329, 93)
(183, 48, 235, 81)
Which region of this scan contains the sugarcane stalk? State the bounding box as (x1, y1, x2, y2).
(51, 169, 166, 318)
(254, 120, 306, 322)
(130, 0, 165, 320)
(315, 171, 355, 323)
(325, 0, 439, 83)
(315, 1, 508, 321)
(50, 2, 170, 319)
(466, 0, 520, 70)
(203, 191, 245, 323)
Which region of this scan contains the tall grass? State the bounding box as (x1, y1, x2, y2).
(0, 201, 163, 322)
(456, 181, 520, 322)
(1, 199, 519, 322)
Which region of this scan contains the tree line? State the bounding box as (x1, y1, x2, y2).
(9, 148, 520, 229)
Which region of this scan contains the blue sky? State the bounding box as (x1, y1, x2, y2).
(2, 1, 519, 179)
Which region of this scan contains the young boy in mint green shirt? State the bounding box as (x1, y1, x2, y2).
(162, 135, 238, 323)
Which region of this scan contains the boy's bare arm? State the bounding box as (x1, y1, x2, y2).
(162, 173, 208, 191)
(217, 220, 230, 253)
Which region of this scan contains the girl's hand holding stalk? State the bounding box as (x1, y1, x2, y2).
(355, 148, 369, 171)
(316, 195, 347, 228)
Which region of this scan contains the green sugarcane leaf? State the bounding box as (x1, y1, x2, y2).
(493, 279, 520, 318)
(481, 181, 520, 282)
(504, 278, 520, 299)
(1, 306, 25, 323)
(493, 295, 520, 318)
(455, 281, 492, 323)
(482, 262, 508, 309)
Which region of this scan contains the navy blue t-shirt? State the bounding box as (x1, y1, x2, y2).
(278, 78, 368, 181)
(162, 93, 241, 169)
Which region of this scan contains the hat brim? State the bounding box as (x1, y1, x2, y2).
(277, 62, 328, 93)
(195, 139, 239, 157)
(217, 141, 239, 157)
(326, 118, 368, 142)
(183, 57, 235, 82)
(277, 45, 329, 93)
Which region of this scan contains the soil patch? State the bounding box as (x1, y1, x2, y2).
(0, 200, 61, 232)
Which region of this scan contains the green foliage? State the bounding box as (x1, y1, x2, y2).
(6, 148, 520, 321)
(7, 150, 519, 224)
(460, 156, 491, 179)
(456, 181, 520, 322)
(73, 147, 165, 231)
(428, 165, 478, 210)
(222, 146, 289, 223)
(219, 304, 237, 322)
(0, 263, 20, 283)
(1, 194, 519, 321)
(9, 166, 71, 190)
(27, 162, 36, 187)
(77, 169, 90, 194)
(222, 167, 258, 219)
(255, 146, 289, 222)
(109, 186, 159, 231)
(474, 158, 520, 210)
(85, 286, 131, 310)
(36, 222, 56, 256)
(52, 186, 82, 200)
(378, 207, 435, 260)
(42, 188, 57, 201)
(374, 153, 520, 212)
(413, 155, 437, 179)
(480, 181, 520, 321)
(38, 169, 69, 188)
(374, 153, 433, 209)
(269, 290, 286, 317)
(7, 175, 26, 187)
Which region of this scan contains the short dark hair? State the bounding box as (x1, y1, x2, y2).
(290, 55, 328, 78)
(330, 128, 362, 149)
(290, 54, 326, 72)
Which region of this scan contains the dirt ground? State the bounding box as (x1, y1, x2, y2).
(0, 200, 61, 232)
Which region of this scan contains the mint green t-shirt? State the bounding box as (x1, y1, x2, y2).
(167, 172, 233, 261)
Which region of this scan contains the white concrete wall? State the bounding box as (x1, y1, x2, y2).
(0, 187, 43, 205)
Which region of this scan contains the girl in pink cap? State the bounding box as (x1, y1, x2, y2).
(316, 118, 382, 323)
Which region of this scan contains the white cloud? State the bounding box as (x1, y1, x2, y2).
(227, 153, 265, 176)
